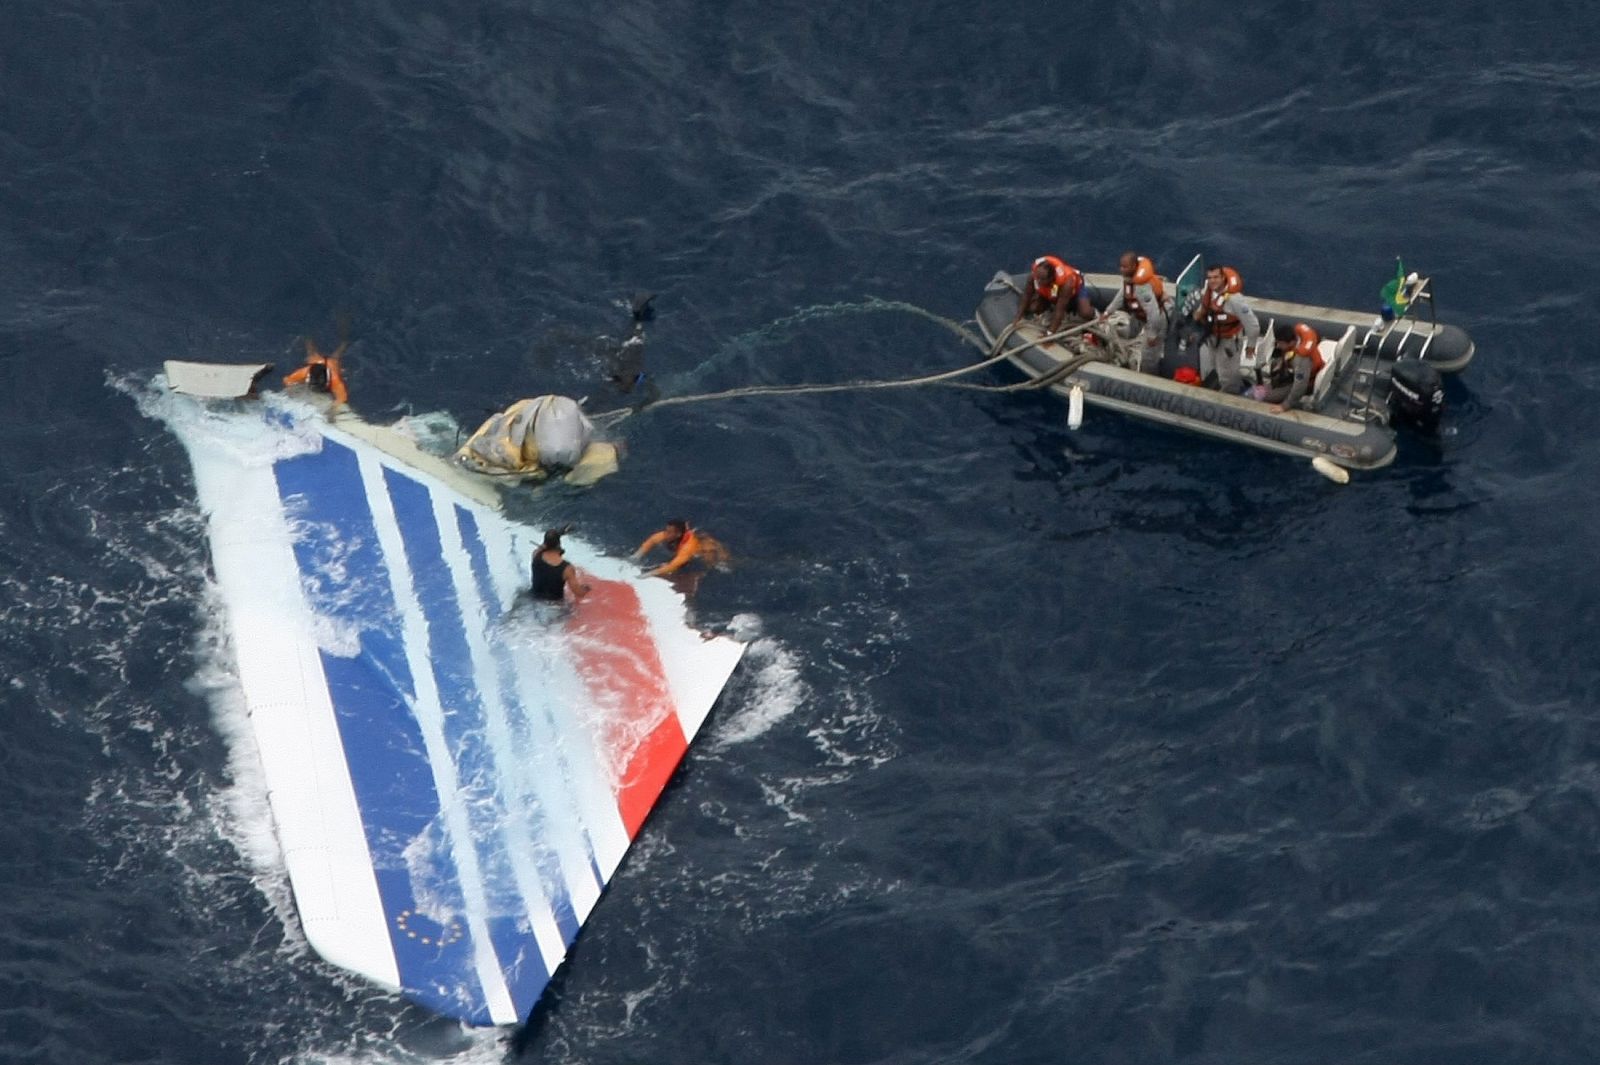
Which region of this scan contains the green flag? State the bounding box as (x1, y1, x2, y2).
(1379, 258, 1408, 319)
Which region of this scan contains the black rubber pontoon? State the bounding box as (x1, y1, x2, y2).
(974, 262, 1474, 472)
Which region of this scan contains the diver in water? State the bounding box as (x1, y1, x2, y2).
(530, 526, 591, 602)
(597, 292, 657, 397)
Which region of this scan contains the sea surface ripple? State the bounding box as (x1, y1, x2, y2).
(1, 2, 1597, 1063)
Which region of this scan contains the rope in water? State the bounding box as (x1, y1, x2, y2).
(713, 297, 992, 357)
(591, 313, 1108, 426)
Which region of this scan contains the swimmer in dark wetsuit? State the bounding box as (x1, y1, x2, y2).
(530, 527, 591, 602)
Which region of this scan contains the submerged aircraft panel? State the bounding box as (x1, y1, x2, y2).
(161, 390, 744, 1025)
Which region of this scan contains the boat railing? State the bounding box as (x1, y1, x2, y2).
(1350, 274, 1435, 418)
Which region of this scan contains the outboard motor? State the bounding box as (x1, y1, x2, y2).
(1388, 356, 1445, 433)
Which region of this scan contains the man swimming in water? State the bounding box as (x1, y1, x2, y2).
(632, 519, 728, 578)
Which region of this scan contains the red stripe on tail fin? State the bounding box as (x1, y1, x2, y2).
(568, 580, 687, 838)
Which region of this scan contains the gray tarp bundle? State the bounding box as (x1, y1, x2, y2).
(454, 395, 597, 476)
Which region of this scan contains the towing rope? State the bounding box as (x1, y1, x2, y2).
(592, 314, 1108, 426)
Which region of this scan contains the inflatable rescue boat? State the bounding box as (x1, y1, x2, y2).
(974, 257, 1474, 472)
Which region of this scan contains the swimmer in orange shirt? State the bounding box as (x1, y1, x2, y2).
(632, 519, 729, 577)
(283, 335, 350, 407)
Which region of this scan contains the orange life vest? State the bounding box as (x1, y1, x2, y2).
(284, 352, 349, 404)
(1201, 267, 1245, 338)
(1293, 322, 1324, 380)
(1272, 322, 1324, 386)
(1031, 255, 1082, 303)
(651, 525, 730, 575)
(1121, 257, 1165, 320)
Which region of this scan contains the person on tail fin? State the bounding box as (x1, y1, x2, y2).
(531, 526, 591, 602)
(284, 334, 350, 407)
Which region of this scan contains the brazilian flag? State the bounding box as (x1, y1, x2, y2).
(1379, 258, 1408, 322)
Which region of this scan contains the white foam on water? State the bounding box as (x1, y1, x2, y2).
(709, 614, 808, 748)
(283, 1021, 511, 1065)
(129, 371, 328, 470)
(386, 410, 467, 457)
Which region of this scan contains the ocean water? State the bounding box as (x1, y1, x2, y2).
(3, 2, 1598, 1062)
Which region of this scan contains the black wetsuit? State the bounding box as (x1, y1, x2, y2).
(531, 552, 570, 601)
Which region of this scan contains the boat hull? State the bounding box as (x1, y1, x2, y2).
(975, 269, 1474, 470)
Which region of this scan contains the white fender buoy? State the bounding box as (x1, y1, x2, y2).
(1311, 456, 1350, 484)
(1067, 384, 1085, 430)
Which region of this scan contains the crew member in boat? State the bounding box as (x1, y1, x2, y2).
(283, 334, 350, 407)
(1264, 322, 1324, 413)
(531, 526, 592, 602)
(1012, 255, 1094, 334)
(1193, 265, 1260, 393)
(633, 519, 729, 578)
(1100, 251, 1169, 373)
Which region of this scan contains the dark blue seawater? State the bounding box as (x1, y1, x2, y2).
(3, 2, 1598, 1062)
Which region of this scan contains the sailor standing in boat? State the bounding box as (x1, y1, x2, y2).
(1099, 251, 1169, 373)
(1194, 265, 1260, 392)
